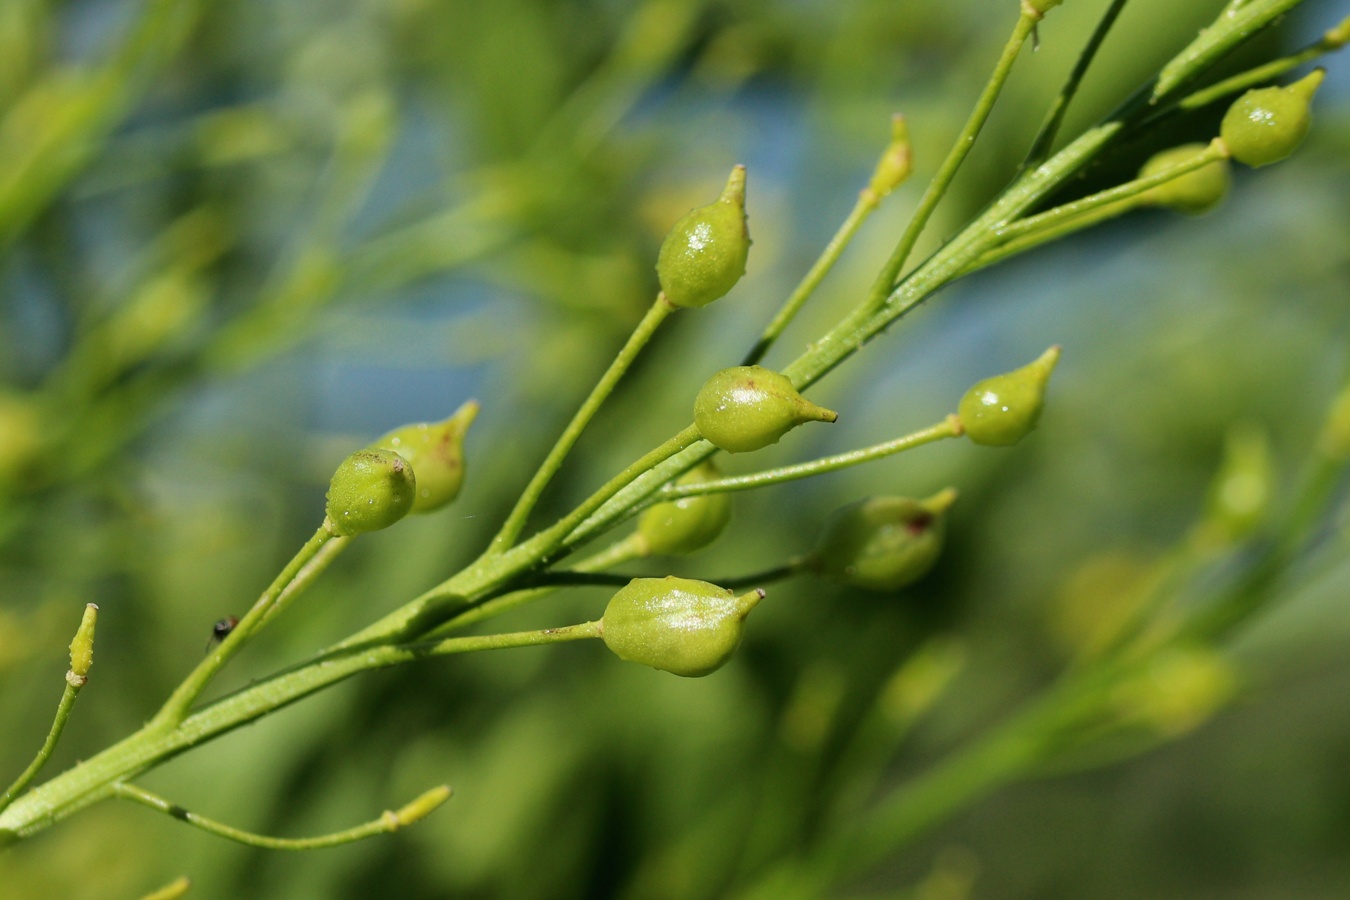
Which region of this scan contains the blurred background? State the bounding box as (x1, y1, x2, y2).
(2, 0, 1349, 896)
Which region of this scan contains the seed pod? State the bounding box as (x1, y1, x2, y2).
(1139, 144, 1231, 215)
(958, 346, 1061, 447)
(325, 448, 416, 536)
(1220, 69, 1324, 168)
(656, 166, 751, 308)
(810, 489, 956, 592)
(372, 400, 478, 514)
(694, 365, 838, 453)
(601, 576, 764, 677)
(637, 461, 732, 556)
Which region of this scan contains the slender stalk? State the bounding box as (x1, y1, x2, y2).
(0, 683, 83, 813)
(658, 415, 963, 501)
(490, 294, 678, 552)
(743, 193, 881, 367)
(1175, 32, 1347, 115)
(110, 782, 451, 851)
(862, 8, 1039, 311)
(152, 524, 339, 728)
(1022, 0, 1131, 169)
(993, 138, 1228, 245)
(430, 533, 648, 637)
(0, 622, 602, 843)
(957, 198, 1135, 277)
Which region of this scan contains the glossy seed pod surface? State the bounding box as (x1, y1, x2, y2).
(325, 449, 417, 536)
(694, 365, 837, 453)
(601, 576, 762, 677)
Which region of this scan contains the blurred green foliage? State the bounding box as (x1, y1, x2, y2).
(1, 0, 1349, 897)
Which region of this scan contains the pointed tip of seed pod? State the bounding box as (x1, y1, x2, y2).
(452, 399, 481, 426)
(802, 400, 839, 424)
(736, 588, 767, 615)
(1035, 344, 1063, 370)
(719, 165, 747, 208)
(395, 785, 453, 826)
(1327, 16, 1350, 48)
(922, 487, 960, 515)
(1291, 67, 1327, 100)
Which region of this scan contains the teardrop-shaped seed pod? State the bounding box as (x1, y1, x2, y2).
(1139, 144, 1231, 215)
(958, 346, 1061, 447)
(325, 449, 416, 536)
(810, 489, 957, 592)
(656, 166, 751, 308)
(694, 365, 838, 453)
(372, 400, 478, 514)
(601, 576, 764, 677)
(1220, 69, 1324, 168)
(637, 461, 732, 556)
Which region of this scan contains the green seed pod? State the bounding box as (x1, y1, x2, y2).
(958, 346, 1061, 447)
(637, 461, 732, 556)
(372, 400, 478, 514)
(810, 489, 957, 592)
(656, 166, 750, 308)
(1220, 69, 1324, 168)
(1139, 143, 1231, 215)
(325, 448, 416, 536)
(601, 576, 764, 677)
(694, 365, 838, 453)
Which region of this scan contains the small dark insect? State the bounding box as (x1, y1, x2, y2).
(205, 616, 239, 653)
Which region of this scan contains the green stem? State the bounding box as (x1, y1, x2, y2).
(1153, 0, 1305, 99)
(0, 680, 83, 814)
(993, 138, 1228, 245)
(430, 534, 648, 637)
(657, 415, 963, 501)
(958, 198, 1135, 277)
(490, 294, 678, 552)
(0, 622, 601, 843)
(110, 781, 451, 851)
(152, 523, 340, 728)
(1022, 0, 1131, 169)
(861, 8, 1039, 311)
(743, 191, 880, 367)
(1174, 37, 1344, 115)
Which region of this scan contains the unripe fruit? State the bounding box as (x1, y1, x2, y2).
(325, 449, 416, 536)
(601, 576, 764, 677)
(810, 489, 956, 592)
(1220, 69, 1324, 168)
(372, 400, 478, 514)
(637, 462, 732, 556)
(958, 346, 1061, 447)
(1139, 144, 1230, 215)
(656, 166, 751, 308)
(694, 365, 838, 453)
